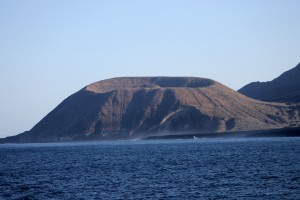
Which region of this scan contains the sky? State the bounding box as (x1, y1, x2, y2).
(0, 0, 300, 138)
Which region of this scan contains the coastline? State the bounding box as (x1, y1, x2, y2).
(1, 127, 300, 144)
(144, 127, 300, 140)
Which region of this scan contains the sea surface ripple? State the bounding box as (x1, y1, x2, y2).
(0, 138, 300, 199)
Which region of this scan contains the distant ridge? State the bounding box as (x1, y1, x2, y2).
(1, 76, 300, 143)
(239, 63, 300, 103)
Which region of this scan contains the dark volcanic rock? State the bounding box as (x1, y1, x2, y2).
(2, 77, 300, 143)
(239, 63, 300, 102)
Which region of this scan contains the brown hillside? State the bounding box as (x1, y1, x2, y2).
(3, 77, 300, 142)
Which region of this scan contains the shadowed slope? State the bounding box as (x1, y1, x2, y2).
(239, 63, 300, 102)
(2, 77, 300, 143)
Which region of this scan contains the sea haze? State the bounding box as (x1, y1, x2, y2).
(1, 138, 300, 199)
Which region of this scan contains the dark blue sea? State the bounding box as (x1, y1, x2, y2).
(1, 138, 300, 199)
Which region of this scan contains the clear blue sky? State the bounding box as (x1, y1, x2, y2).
(1, 0, 299, 138)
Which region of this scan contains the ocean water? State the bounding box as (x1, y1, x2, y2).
(0, 138, 300, 200)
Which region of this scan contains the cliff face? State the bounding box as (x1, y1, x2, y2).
(3, 77, 300, 143)
(239, 63, 300, 103)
